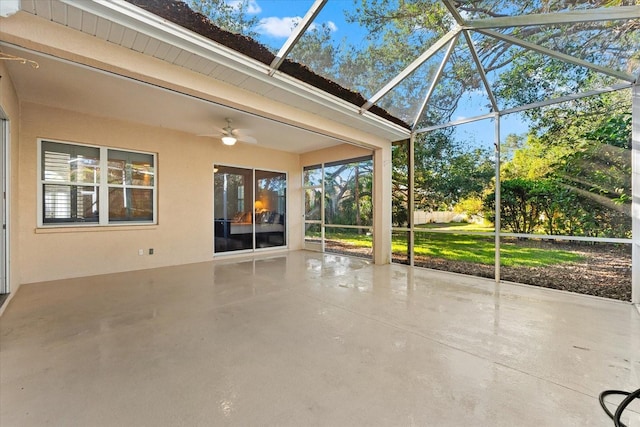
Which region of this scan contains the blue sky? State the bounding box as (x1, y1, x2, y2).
(234, 0, 347, 44)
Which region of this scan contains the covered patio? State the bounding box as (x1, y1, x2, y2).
(2, 251, 638, 425)
(1, 0, 639, 425)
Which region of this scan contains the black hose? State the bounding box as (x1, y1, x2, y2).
(599, 388, 640, 427)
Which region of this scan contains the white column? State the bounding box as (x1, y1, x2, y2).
(632, 84, 640, 305)
(373, 144, 392, 265)
(494, 114, 501, 284)
(408, 134, 415, 266)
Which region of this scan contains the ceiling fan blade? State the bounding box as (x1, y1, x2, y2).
(197, 119, 255, 144)
(197, 127, 225, 137)
(237, 135, 258, 144)
(233, 128, 252, 134)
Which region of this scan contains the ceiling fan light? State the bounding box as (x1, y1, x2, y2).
(221, 135, 237, 146)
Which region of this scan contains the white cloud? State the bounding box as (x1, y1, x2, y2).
(227, 0, 262, 14)
(257, 16, 338, 38)
(307, 21, 338, 32)
(256, 16, 303, 38)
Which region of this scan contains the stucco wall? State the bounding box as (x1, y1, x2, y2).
(19, 102, 302, 284)
(0, 60, 21, 306)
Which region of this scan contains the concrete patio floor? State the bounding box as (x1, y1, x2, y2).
(1, 251, 639, 426)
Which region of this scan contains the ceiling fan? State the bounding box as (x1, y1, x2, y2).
(199, 118, 257, 146)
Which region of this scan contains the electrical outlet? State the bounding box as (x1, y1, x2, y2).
(138, 249, 144, 256)
(149, 248, 154, 255)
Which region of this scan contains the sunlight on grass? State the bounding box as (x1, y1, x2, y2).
(395, 228, 584, 267)
(320, 223, 585, 267)
(499, 242, 583, 267)
(415, 232, 583, 266)
(326, 237, 372, 249)
(325, 229, 372, 249)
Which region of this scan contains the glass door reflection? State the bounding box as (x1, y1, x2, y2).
(214, 165, 287, 254)
(255, 170, 286, 249)
(214, 165, 254, 253)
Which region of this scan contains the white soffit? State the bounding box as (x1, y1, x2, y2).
(17, 0, 410, 142)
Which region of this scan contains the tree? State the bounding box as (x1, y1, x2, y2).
(413, 130, 494, 212)
(288, 23, 339, 75)
(485, 179, 541, 234)
(187, 0, 260, 36)
(392, 141, 410, 226)
(501, 133, 573, 181)
(495, 88, 632, 237)
(324, 160, 373, 227)
(453, 195, 484, 218)
(347, 0, 638, 125)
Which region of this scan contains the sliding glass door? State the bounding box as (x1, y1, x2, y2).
(303, 165, 323, 251)
(255, 170, 286, 249)
(214, 165, 286, 254)
(302, 156, 374, 258)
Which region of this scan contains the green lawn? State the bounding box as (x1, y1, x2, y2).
(321, 223, 585, 267)
(406, 232, 583, 267)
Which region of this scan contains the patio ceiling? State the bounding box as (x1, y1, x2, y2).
(0, 44, 352, 154)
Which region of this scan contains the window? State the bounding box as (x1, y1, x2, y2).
(41, 141, 100, 223)
(39, 140, 156, 226)
(107, 150, 154, 222)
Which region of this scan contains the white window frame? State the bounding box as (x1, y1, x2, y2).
(37, 138, 157, 227)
